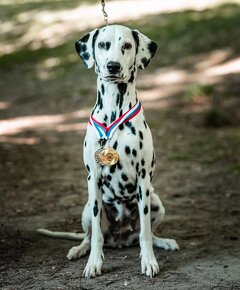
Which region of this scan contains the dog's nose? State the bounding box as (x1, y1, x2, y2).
(107, 61, 121, 74)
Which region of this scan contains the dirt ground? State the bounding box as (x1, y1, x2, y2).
(1, 1, 240, 290)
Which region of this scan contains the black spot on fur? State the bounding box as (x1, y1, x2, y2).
(151, 205, 160, 212)
(103, 180, 110, 188)
(150, 171, 153, 181)
(93, 200, 99, 217)
(138, 186, 142, 200)
(132, 149, 137, 157)
(146, 189, 150, 196)
(129, 102, 132, 110)
(119, 123, 124, 130)
(92, 29, 99, 60)
(110, 164, 116, 174)
(139, 131, 143, 140)
(136, 193, 140, 202)
(121, 173, 128, 182)
(144, 205, 148, 215)
(98, 178, 103, 189)
(81, 52, 90, 61)
(117, 83, 127, 108)
(87, 175, 91, 180)
(104, 115, 108, 122)
(86, 165, 90, 172)
(125, 146, 131, 155)
(132, 30, 139, 54)
(136, 162, 139, 172)
(80, 33, 90, 43)
(101, 84, 105, 95)
(131, 160, 134, 166)
(106, 42, 111, 50)
(129, 70, 135, 83)
(84, 140, 87, 147)
(143, 120, 147, 129)
(139, 141, 143, 149)
(126, 183, 136, 193)
(82, 44, 87, 52)
(148, 41, 157, 57)
(107, 175, 112, 181)
(141, 57, 150, 68)
(141, 158, 145, 166)
(141, 168, 146, 179)
(111, 111, 116, 122)
(117, 161, 122, 170)
(113, 140, 118, 149)
(107, 197, 115, 203)
(97, 90, 103, 109)
(125, 121, 136, 135)
(151, 152, 156, 168)
(119, 182, 124, 190)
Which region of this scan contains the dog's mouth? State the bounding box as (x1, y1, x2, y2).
(103, 75, 126, 83)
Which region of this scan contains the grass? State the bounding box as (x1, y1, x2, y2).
(182, 84, 215, 104)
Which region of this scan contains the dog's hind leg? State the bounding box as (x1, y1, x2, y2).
(67, 202, 91, 260)
(67, 236, 91, 259)
(150, 193, 180, 251)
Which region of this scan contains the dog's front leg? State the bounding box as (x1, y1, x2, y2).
(137, 175, 159, 277)
(83, 173, 104, 278)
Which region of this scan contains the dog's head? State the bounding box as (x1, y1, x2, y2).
(75, 25, 157, 83)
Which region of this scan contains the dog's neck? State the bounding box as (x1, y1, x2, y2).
(92, 77, 138, 125)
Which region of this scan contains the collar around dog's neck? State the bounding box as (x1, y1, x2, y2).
(89, 100, 141, 140)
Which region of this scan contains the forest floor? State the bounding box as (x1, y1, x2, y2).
(0, 1, 240, 289)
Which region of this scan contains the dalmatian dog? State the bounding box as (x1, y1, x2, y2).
(38, 24, 179, 278)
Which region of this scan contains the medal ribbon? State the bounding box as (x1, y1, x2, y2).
(90, 100, 141, 140)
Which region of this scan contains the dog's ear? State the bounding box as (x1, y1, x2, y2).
(132, 29, 157, 69)
(75, 29, 99, 68)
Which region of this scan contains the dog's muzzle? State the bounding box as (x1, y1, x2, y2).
(104, 61, 125, 83)
(107, 61, 121, 74)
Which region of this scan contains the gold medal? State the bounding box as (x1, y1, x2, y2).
(95, 147, 119, 166)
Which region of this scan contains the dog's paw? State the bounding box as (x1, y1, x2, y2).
(153, 237, 180, 251)
(67, 245, 89, 260)
(83, 251, 104, 278)
(140, 250, 159, 277)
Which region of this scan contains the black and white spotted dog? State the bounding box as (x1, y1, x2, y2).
(38, 25, 179, 278)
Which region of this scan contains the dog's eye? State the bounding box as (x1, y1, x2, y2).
(98, 42, 105, 49)
(123, 42, 132, 50)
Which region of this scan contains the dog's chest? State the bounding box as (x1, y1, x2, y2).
(84, 108, 154, 203)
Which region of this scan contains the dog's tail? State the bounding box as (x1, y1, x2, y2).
(36, 228, 85, 240)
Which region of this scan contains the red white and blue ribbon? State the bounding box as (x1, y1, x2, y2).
(90, 100, 141, 140)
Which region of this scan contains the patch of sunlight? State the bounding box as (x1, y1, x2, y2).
(205, 57, 240, 76)
(1, 0, 240, 55)
(0, 101, 11, 110)
(0, 136, 40, 145)
(195, 49, 232, 70)
(0, 109, 90, 136)
(137, 48, 239, 109)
